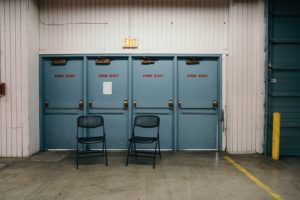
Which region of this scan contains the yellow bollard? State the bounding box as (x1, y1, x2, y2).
(272, 112, 281, 160)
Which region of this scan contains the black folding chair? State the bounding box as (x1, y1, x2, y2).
(126, 115, 161, 169)
(76, 116, 108, 168)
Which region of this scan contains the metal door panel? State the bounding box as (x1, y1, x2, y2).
(272, 44, 300, 67)
(42, 57, 84, 149)
(44, 58, 83, 108)
(272, 16, 300, 39)
(280, 127, 300, 155)
(132, 57, 174, 149)
(267, 0, 300, 155)
(87, 57, 129, 149)
(87, 57, 128, 108)
(271, 71, 300, 94)
(178, 114, 217, 149)
(132, 57, 173, 108)
(44, 114, 79, 149)
(177, 57, 219, 150)
(178, 58, 218, 108)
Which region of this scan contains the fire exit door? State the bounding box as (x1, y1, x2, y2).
(177, 57, 220, 150)
(87, 57, 129, 149)
(41, 55, 221, 150)
(132, 57, 174, 149)
(42, 57, 84, 149)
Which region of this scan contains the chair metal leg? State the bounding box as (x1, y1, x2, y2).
(133, 143, 137, 156)
(158, 139, 161, 159)
(76, 142, 79, 169)
(104, 141, 108, 166)
(153, 141, 158, 169)
(126, 142, 132, 166)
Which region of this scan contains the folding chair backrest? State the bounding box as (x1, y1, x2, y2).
(77, 116, 103, 128)
(134, 115, 160, 128)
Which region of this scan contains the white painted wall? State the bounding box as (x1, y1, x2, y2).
(39, 0, 265, 153)
(0, 0, 39, 157)
(28, 0, 40, 155)
(226, 0, 265, 153)
(39, 0, 230, 54)
(0, 0, 265, 156)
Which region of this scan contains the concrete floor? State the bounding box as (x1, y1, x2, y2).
(0, 151, 299, 200)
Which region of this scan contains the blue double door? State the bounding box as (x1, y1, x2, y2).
(42, 56, 220, 150)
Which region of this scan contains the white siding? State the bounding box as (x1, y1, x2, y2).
(39, 0, 230, 54)
(28, 0, 40, 155)
(226, 0, 265, 153)
(0, 0, 39, 157)
(39, 0, 265, 153)
(0, 0, 265, 156)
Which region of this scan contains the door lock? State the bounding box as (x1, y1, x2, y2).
(133, 100, 137, 108)
(79, 100, 84, 110)
(213, 100, 218, 110)
(88, 100, 93, 108)
(123, 100, 128, 110)
(168, 100, 173, 110)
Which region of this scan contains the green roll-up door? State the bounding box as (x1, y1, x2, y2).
(267, 0, 300, 155)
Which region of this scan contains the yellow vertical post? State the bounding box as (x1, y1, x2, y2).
(272, 112, 281, 160)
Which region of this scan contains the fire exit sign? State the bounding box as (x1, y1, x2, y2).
(123, 38, 138, 49)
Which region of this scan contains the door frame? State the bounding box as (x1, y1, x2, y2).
(40, 54, 223, 151)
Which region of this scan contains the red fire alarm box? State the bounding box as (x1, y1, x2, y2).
(0, 83, 6, 96)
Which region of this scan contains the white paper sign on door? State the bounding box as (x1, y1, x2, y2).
(103, 82, 112, 95)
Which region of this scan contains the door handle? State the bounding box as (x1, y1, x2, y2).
(168, 100, 173, 110)
(213, 100, 218, 110)
(88, 100, 93, 108)
(178, 101, 182, 108)
(44, 100, 49, 108)
(123, 100, 128, 110)
(133, 100, 137, 108)
(79, 100, 84, 110)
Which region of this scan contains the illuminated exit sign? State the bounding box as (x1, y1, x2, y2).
(123, 38, 138, 49)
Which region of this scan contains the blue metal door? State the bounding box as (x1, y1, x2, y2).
(267, 0, 300, 155)
(132, 57, 174, 149)
(177, 57, 220, 150)
(87, 57, 129, 149)
(42, 57, 84, 149)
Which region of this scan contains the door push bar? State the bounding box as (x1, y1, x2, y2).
(44, 100, 83, 109)
(133, 100, 173, 109)
(177, 100, 218, 110)
(88, 100, 128, 110)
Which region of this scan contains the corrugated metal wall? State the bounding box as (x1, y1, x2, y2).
(39, 0, 230, 53)
(267, 0, 300, 155)
(39, 0, 265, 153)
(0, 0, 39, 157)
(227, 0, 265, 153)
(28, 0, 40, 155)
(0, 0, 265, 156)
